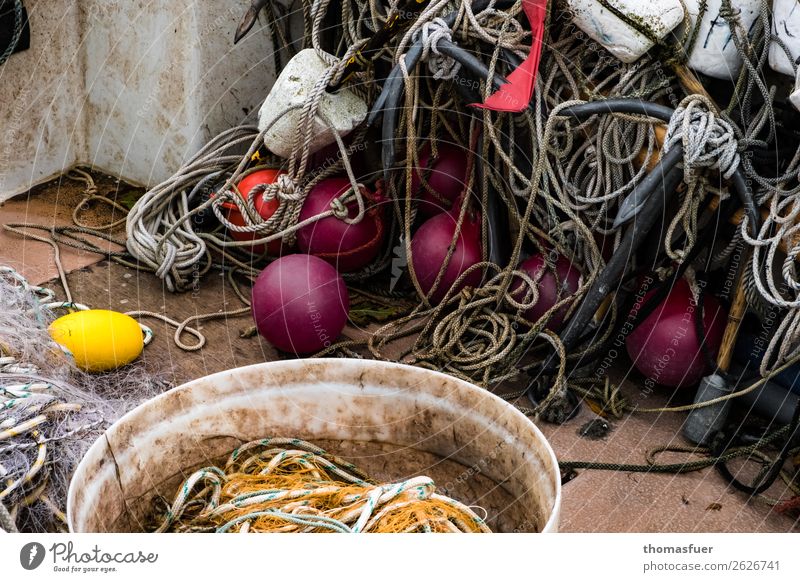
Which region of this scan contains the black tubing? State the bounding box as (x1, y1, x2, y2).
(560, 99, 760, 233)
(614, 147, 684, 227)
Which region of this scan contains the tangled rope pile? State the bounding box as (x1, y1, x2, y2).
(153, 437, 490, 533)
(8, 0, 798, 423)
(123, 1, 686, 393)
(0, 266, 165, 532)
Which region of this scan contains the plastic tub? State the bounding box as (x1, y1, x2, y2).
(67, 359, 561, 533)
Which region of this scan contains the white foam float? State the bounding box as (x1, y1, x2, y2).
(257, 48, 368, 159)
(790, 69, 800, 111)
(567, 0, 685, 63)
(684, 0, 761, 80)
(770, 0, 800, 77)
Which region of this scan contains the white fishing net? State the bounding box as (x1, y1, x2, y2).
(0, 267, 168, 532)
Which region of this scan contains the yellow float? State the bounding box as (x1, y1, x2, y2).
(48, 310, 146, 372)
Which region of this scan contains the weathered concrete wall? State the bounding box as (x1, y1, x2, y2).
(0, 1, 86, 202)
(0, 0, 276, 203)
(81, 0, 276, 188)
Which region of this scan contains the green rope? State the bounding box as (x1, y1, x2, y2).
(560, 422, 794, 474)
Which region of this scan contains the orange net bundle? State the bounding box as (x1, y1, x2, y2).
(154, 437, 491, 533)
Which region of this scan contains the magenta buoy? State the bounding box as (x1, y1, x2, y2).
(626, 278, 727, 388)
(251, 254, 349, 354)
(511, 254, 582, 331)
(410, 211, 483, 305)
(411, 143, 468, 216)
(297, 177, 385, 272)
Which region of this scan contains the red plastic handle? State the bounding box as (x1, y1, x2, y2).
(473, 0, 547, 113)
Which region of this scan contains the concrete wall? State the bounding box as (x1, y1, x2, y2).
(0, 1, 86, 201)
(0, 0, 276, 202)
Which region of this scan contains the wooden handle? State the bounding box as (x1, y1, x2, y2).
(636, 124, 667, 172)
(716, 252, 751, 373)
(672, 64, 716, 105)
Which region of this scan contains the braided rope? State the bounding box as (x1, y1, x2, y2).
(0, 0, 23, 66)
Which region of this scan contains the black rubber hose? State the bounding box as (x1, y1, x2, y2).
(560, 99, 760, 234)
(380, 46, 424, 182)
(731, 169, 760, 237)
(525, 162, 686, 400)
(373, 0, 518, 178)
(559, 99, 676, 124)
(614, 147, 684, 227)
(558, 165, 685, 357)
(378, 42, 507, 180)
(562, 191, 736, 374)
(437, 41, 509, 90)
(477, 129, 511, 268)
(0, 0, 23, 66)
(545, 98, 759, 358)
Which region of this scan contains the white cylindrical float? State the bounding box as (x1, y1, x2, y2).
(684, 0, 761, 80)
(770, 0, 800, 77)
(567, 0, 685, 63)
(790, 68, 800, 111)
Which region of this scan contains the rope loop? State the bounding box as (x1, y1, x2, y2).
(664, 95, 741, 182)
(418, 17, 461, 80)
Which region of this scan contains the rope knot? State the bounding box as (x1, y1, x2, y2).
(265, 174, 302, 202)
(330, 196, 349, 219)
(418, 18, 461, 81)
(664, 95, 741, 183)
(329, 183, 368, 224)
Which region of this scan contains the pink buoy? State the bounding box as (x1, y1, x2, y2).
(410, 210, 483, 305)
(251, 254, 349, 354)
(296, 177, 386, 272)
(626, 278, 727, 388)
(410, 143, 468, 216)
(510, 253, 582, 331)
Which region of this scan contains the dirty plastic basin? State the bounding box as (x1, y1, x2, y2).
(68, 359, 561, 532)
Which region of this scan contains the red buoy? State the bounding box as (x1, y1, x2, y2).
(251, 254, 349, 354)
(626, 278, 727, 388)
(296, 177, 386, 272)
(510, 253, 582, 331)
(410, 210, 483, 305)
(224, 169, 286, 255)
(410, 143, 468, 216)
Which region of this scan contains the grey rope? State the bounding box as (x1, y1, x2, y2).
(0, 0, 23, 66)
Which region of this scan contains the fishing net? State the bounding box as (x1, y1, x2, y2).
(152, 437, 491, 533)
(0, 267, 167, 532)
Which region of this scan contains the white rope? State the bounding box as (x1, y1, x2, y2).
(663, 95, 741, 183)
(419, 18, 461, 80)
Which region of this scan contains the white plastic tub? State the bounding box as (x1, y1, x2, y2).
(67, 359, 561, 533)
